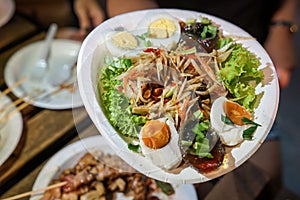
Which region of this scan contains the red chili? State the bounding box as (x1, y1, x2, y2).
(143, 48, 161, 54)
(117, 86, 123, 92)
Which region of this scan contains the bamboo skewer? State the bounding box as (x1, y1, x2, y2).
(0, 94, 29, 113)
(2, 101, 31, 122)
(0, 77, 26, 99)
(2, 181, 67, 200)
(0, 80, 75, 123)
(0, 94, 31, 123)
(0, 79, 76, 199)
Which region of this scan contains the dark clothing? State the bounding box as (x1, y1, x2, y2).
(72, 0, 283, 43)
(157, 0, 283, 44)
(156, 0, 283, 141)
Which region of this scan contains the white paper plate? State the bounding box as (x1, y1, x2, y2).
(5, 39, 83, 109)
(0, 0, 15, 27)
(30, 135, 198, 200)
(77, 9, 279, 184)
(0, 92, 23, 166)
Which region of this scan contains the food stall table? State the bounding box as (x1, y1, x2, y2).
(0, 13, 90, 195)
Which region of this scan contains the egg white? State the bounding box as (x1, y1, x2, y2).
(136, 13, 181, 50)
(139, 118, 182, 170)
(210, 96, 249, 146)
(105, 30, 142, 57)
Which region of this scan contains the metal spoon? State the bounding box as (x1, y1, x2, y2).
(46, 54, 78, 86)
(29, 23, 58, 82)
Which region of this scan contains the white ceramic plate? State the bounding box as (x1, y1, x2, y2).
(77, 9, 279, 183)
(5, 39, 83, 109)
(30, 135, 198, 200)
(0, 0, 15, 27)
(0, 92, 23, 166)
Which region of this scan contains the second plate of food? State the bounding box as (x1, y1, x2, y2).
(31, 135, 198, 200)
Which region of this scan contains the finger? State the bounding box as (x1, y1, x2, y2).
(74, 4, 92, 33)
(78, 11, 91, 30)
(90, 12, 105, 28)
(276, 68, 291, 89)
(89, 6, 105, 28)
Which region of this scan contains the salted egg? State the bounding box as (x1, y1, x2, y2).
(139, 118, 182, 170)
(136, 13, 181, 50)
(210, 96, 250, 146)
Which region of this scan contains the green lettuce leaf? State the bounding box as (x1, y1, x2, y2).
(219, 42, 264, 111)
(100, 57, 146, 138)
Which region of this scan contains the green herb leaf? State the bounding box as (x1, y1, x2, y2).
(221, 114, 234, 125)
(198, 152, 214, 158)
(137, 32, 149, 40)
(201, 26, 208, 38)
(243, 125, 258, 140)
(181, 140, 193, 147)
(131, 114, 148, 125)
(128, 143, 140, 152)
(194, 140, 213, 158)
(218, 37, 233, 49)
(144, 40, 152, 47)
(155, 180, 175, 195)
(189, 119, 213, 158)
(192, 120, 209, 134)
(137, 32, 152, 47)
(198, 15, 211, 24)
(242, 117, 261, 126)
(186, 18, 196, 25)
(207, 25, 217, 37)
(193, 110, 204, 119)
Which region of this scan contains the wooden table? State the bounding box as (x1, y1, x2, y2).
(0, 13, 272, 200)
(0, 15, 39, 53)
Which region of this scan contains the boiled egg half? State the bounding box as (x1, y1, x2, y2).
(139, 118, 182, 170)
(210, 96, 252, 146)
(136, 13, 181, 50)
(105, 30, 141, 57)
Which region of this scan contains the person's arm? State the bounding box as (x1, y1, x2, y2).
(264, 0, 298, 89)
(106, 0, 158, 17)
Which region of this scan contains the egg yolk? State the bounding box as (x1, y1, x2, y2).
(149, 18, 177, 38)
(141, 120, 171, 149)
(223, 100, 251, 126)
(111, 31, 138, 49)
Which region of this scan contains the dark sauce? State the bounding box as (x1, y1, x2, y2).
(179, 21, 219, 53)
(180, 118, 225, 173)
(183, 140, 225, 173)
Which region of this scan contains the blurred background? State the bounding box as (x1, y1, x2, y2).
(277, 1, 300, 197)
(16, 0, 300, 196)
(1, 0, 299, 199)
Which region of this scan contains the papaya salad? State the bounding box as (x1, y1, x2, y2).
(98, 12, 264, 173)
